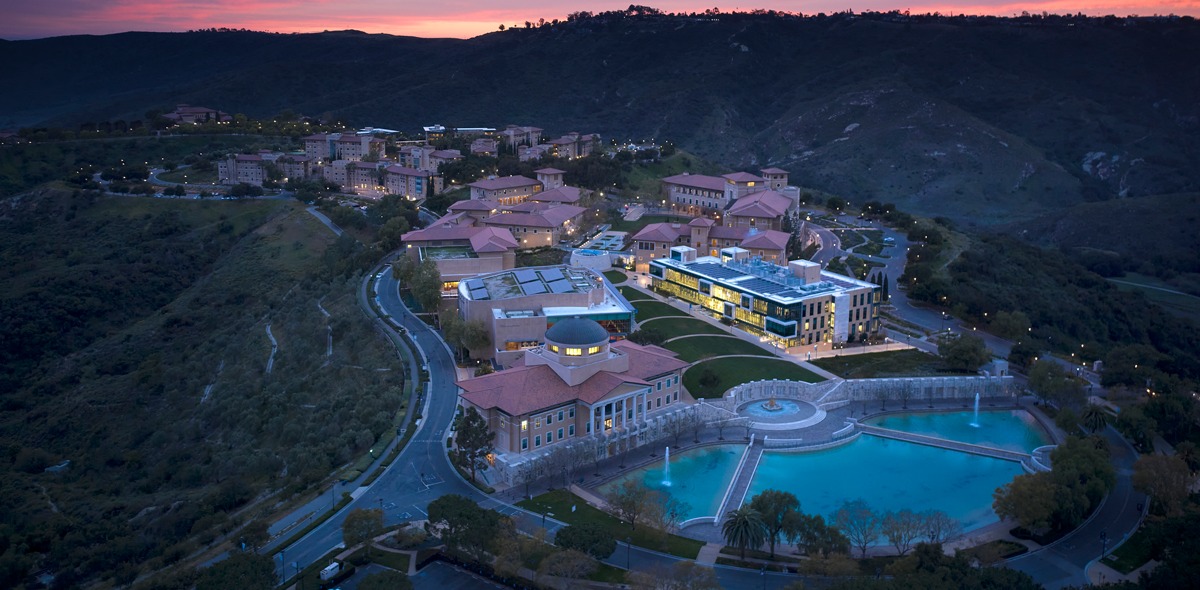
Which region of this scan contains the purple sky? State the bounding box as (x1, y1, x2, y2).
(3, 1, 1198, 39)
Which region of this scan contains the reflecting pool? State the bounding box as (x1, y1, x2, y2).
(866, 410, 1050, 453)
(598, 444, 742, 521)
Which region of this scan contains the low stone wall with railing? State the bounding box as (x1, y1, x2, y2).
(715, 375, 1015, 414)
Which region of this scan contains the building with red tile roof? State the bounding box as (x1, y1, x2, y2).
(456, 317, 691, 478)
(726, 190, 794, 230)
(469, 175, 543, 204)
(662, 168, 790, 216)
(630, 220, 788, 272)
(162, 104, 231, 124)
(400, 218, 519, 291)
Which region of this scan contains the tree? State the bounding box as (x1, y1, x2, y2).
(1081, 405, 1109, 434)
(749, 489, 801, 558)
(1027, 360, 1084, 408)
(993, 473, 1057, 535)
(919, 510, 959, 544)
(359, 570, 413, 590)
(343, 508, 384, 559)
(937, 333, 990, 372)
(665, 413, 690, 446)
(556, 523, 617, 559)
(425, 494, 503, 560)
(880, 509, 922, 555)
(721, 506, 767, 559)
(610, 479, 652, 530)
(785, 512, 848, 557)
(831, 499, 880, 558)
(1115, 404, 1158, 451)
(377, 216, 411, 251)
(989, 310, 1031, 340)
(454, 406, 494, 482)
(195, 552, 276, 590)
(537, 549, 596, 583)
(1132, 454, 1191, 516)
(239, 519, 270, 551)
(411, 258, 442, 312)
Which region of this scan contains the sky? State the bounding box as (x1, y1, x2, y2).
(3, 1, 1197, 40)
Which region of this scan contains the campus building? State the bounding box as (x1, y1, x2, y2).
(468, 175, 543, 204)
(457, 267, 635, 366)
(302, 133, 385, 162)
(400, 222, 519, 294)
(631, 218, 789, 272)
(649, 247, 880, 348)
(662, 168, 793, 217)
(456, 318, 688, 460)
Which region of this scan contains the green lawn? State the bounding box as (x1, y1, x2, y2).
(664, 336, 775, 362)
(834, 229, 867, 249)
(810, 349, 971, 379)
(517, 490, 703, 559)
(603, 270, 627, 284)
(631, 300, 689, 321)
(640, 317, 727, 338)
(1102, 524, 1156, 574)
(619, 285, 653, 301)
(1109, 273, 1200, 322)
(158, 167, 218, 184)
(684, 357, 825, 398)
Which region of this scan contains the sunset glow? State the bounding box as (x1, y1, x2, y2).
(3, 0, 1198, 39)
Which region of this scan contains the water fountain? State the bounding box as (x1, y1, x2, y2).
(970, 392, 981, 428)
(761, 397, 783, 412)
(662, 447, 672, 487)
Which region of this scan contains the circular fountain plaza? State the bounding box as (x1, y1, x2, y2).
(594, 391, 1054, 545)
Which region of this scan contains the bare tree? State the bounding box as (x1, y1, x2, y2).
(564, 443, 591, 487)
(880, 509, 922, 555)
(712, 414, 737, 440)
(515, 460, 543, 499)
(687, 409, 704, 443)
(665, 412, 689, 447)
(898, 382, 914, 410)
(920, 510, 960, 544)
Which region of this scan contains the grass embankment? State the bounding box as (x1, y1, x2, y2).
(1108, 272, 1200, 322)
(518, 490, 704, 559)
(644, 317, 728, 338)
(1102, 524, 1156, 574)
(685, 357, 825, 398)
(603, 270, 627, 284)
(664, 336, 774, 362)
(811, 349, 972, 379)
(630, 299, 689, 321)
(619, 150, 725, 195)
(158, 167, 219, 184)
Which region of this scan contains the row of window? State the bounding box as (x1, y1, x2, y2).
(521, 424, 577, 450)
(521, 407, 577, 431)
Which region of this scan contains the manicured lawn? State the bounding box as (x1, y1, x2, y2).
(517, 490, 703, 559)
(810, 349, 971, 379)
(158, 167, 218, 184)
(639, 317, 727, 338)
(619, 285, 653, 301)
(684, 357, 824, 398)
(603, 270, 627, 284)
(665, 336, 774, 362)
(631, 299, 689, 321)
(1102, 524, 1156, 574)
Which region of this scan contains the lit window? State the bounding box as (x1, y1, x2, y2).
(549, 344, 559, 353)
(604, 418, 613, 430)
(521, 420, 528, 432)
(587, 346, 601, 354)
(535, 418, 541, 428)
(565, 347, 582, 356)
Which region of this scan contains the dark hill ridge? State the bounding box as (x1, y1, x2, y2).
(2, 14, 1198, 224)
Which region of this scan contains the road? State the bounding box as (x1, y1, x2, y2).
(268, 267, 479, 578)
(1006, 427, 1146, 589)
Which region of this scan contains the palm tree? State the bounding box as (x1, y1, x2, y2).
(1082, 405, 1109, 434)
(722, 506, 767, 560)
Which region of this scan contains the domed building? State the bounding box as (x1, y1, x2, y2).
(457, 317, 691, 483)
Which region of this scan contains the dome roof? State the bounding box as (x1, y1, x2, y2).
(545, 318, 609, 346)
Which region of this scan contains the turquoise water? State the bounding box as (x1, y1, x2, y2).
(747, 436, 1025, 536)
(599, 444, 743, 521)
(867, 410, 1050, 453)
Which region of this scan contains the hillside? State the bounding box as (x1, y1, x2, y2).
(0, 191, 407, 587)
(2, 13, 1198, 225)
